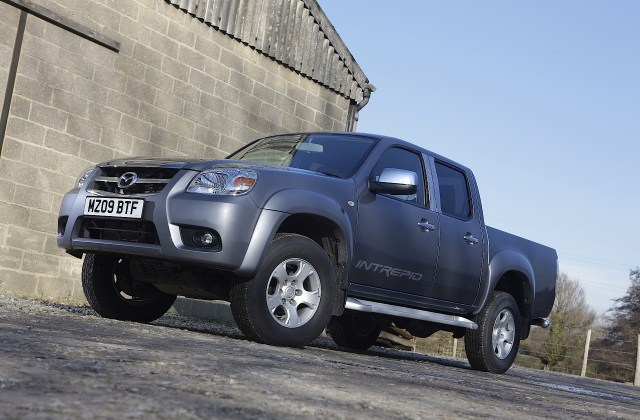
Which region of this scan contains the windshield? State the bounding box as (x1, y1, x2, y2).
(227, 133, 377, 178)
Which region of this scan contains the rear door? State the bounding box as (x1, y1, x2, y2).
(428, 161, 483, 304)
(350, 147, 440, 297)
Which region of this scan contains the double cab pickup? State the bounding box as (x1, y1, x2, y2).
(58, 132, 557, 373)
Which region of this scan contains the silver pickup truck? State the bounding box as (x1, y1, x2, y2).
(58, 132, 557, 373)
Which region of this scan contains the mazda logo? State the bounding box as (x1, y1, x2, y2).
(117, 172, 139, 189)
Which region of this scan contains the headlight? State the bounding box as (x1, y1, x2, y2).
(187, 168, 258, 195)
(76, 166, 97, 188)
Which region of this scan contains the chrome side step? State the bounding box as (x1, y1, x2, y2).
(345, 297, 478, 330)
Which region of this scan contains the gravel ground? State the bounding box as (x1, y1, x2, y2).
(1, 295, 639, 419)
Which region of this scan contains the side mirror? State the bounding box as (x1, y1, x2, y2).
(369, 168, 418, 195)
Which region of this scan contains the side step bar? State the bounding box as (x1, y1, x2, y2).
(345, 297, 478, 330)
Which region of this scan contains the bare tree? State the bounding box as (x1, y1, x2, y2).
(590, 268, 640, 382)
(607, 268, 640, 337)
(519, 273, 596, 371)
(552, 272, 597, 330)
(543, 273, 596, 368)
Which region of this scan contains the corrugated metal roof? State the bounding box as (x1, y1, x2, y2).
(166, 0, 369, 102)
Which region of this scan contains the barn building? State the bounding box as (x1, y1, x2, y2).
(0, 0, 373, 302)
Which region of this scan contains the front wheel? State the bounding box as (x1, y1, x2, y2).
(464, 291, 521, 374)
(82, 253, 176, 323)
(229, 234, 336, 347)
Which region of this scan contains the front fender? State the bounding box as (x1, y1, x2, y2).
(234, 189, 355, 278)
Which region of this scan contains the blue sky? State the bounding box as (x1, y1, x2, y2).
(320, 1, 640, 314)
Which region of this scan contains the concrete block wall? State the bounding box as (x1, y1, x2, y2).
(0, 0, 352, 303)
(0, 3, 19, 107)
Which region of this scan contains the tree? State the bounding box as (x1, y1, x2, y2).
(519, 273, 596, 371)
(590, 268, 640, 382)
(607, 268, 640, 339)
(552, 273, 597, 328)
(543, 273, 596, 367)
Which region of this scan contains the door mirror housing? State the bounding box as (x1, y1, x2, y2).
(369, 168, 418, 195)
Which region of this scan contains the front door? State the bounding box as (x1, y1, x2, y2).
(351, 147, 439, 297)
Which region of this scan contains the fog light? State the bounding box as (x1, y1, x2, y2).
(193, 230, 216, 247)
(180, 226, 221, 249)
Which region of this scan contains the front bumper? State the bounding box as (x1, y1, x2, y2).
(57, 169, 272, 273)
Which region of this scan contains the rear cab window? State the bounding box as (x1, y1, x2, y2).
(434, 161, 472, 219)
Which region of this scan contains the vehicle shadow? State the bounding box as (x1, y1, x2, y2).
(43, 300, 471, 371)
(315, 341, 472, 371)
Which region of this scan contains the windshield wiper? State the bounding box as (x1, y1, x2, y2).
(315, 170, 341, 178)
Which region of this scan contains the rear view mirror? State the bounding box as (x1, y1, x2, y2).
(297, 142, 323, 153)
(369, 168, 418, 195)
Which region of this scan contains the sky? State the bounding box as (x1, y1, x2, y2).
(319, 1, 640, 315)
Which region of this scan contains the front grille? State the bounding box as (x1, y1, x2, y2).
(80, 218, 159, 245)
(91, 167, 180, 195)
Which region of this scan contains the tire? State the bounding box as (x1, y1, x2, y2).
(464, 291, 521, 374)
(82, 253, 176, 323)
(229, 234, 336, 347)
(328, 311, 381, 350)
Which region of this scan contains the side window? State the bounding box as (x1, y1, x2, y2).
(435, 162, 471, 219)
(371, 147, 426, 206)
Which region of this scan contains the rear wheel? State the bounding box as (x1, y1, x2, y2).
(82, 253, 176, 323)
(328, 311, 381, 350)
(230, 234, 336, 347)
(465, 291, 521, 373)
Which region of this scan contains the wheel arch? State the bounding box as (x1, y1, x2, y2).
(266, 188, 353, 265)
(235, 189, 354, 315)
(494, 270, 532, 339)
(482, 250, 536, 339)
(277, 213, 348, 268)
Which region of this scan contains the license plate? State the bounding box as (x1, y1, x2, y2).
(84, 197, 144, 219)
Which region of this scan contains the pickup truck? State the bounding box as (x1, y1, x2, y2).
(57, 132, 557, 373)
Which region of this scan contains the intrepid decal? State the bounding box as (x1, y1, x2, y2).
(355, 260, 423, 281)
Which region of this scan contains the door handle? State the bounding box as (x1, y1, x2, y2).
(418, 220, 435, 232)
(463, 233, 479, 245)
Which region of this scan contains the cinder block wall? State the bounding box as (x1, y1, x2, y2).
(0, 0, 352, 302)
(0, 3, 19, 106)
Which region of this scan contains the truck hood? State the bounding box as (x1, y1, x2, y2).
(183, 160, 317, 174)
(98, 157, 344, 178)
(99, 157, 212, 169)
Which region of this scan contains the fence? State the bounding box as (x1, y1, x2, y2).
(415, 329, 640, 385)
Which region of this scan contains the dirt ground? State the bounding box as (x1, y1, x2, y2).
(1, 295, 639, 419)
